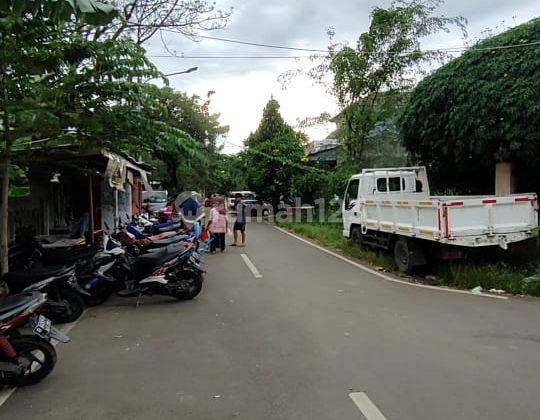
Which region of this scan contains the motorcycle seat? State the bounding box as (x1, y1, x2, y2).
(3, 265, 68, 283)
(3, 265, 75, 294)
(145, 241, 185, 254)
(155, 222, 181, 233)
(148, 235, 185, 248)
(0, 293, 42, 321)
(137, 244, 182, 267)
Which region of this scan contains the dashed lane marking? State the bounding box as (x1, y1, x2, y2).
(349, 392, 388, 420)
(240, 254, 263, 278)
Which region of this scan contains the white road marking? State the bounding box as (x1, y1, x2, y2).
(274, 226, 508, 300)
(0, 388, 16, 408)
(240, 254, 263, 278)
(0, 310, 86, 408)
(349, 392, 388, 420)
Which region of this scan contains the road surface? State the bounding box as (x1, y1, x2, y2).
(2, 221, 540, 419)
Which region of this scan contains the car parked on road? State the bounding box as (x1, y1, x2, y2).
(143, 190, 168, 213)
(227, 191, 255, 209)
(243, 196, 272, 217)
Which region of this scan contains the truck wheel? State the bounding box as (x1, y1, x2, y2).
(349, 226, 362, 246)
(394, 238, 414, 274)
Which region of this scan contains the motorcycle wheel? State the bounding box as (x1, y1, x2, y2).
(1, 336, 57, 386)
(83, 285, 112, 307)
(170, 271, 203, 300)
(48, 289, 85, 324)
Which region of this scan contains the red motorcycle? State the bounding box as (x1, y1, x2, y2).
(0, 292, 69, 386)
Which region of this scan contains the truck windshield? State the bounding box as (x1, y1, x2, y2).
(345, 179, 359, 209)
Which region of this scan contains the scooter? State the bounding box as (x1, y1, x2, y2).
(115, 244, 204, 303)
(134, 214, 183, 235)
(4, 266, 87, 324)
(0, 292, 69, 386)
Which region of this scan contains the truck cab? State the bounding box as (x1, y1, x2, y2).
(342, 167, 429, 238)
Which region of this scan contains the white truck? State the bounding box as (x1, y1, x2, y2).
(342, 167, 538, 272)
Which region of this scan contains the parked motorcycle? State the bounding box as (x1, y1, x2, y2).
(75, 248, 125, 307)
(75, 222, 193, 306)
(0, 292, 69, 386)
(4, 266, 87, 324)
(133, 214, 183, 235)
(9, 240, 97, 270)
(116, 244, 204, 301)
(101, 223, 206, 302)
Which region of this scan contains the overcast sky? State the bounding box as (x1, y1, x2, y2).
(146, 0, 539, 154)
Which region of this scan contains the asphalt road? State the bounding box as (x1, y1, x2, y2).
(2, 221, 540, 419)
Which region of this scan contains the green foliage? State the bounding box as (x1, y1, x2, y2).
(435, 263, 529, 294)
(132, 86, 229, 193)
(205, 153, 248, 194)
(0, 0, 116, 24)
(291, 166, 353, 205)
(328, 0, 465, 166)
(244, 98, 305, 206)
(401, 18, 540, 194)
(0, 0, 120, 275)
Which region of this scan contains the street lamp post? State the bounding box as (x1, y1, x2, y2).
(144, 67, 198, 82)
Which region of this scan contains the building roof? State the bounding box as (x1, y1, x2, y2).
(13, 146, 152, 174)
(306, 139, 340, 156)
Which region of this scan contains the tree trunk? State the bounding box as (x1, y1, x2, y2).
(167, 161, 179, 192)
(0, 151, 10, 276)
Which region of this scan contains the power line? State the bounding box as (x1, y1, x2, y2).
(192, 34, 540, 53)
(220, 140, 243, 149)
(150, 40, 540, 60)
(150, 55, 318, 59)
(192, 34, 328, 53)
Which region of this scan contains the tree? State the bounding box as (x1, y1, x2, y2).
(401, 18, 540, 194)
(206, 153, 248, 195)
(327, 0, 465, 166)
(74, 0, 232, 45)
(0, 1, 203, 276)
(135, 86, 229, 193)
(244, 98, 305, 209)
(0, 0, 120, 275)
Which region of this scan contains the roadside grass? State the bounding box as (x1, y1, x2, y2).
(434, 263, 531, 295)
(277, 219, 540, 296)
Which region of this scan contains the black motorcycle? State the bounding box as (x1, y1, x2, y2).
(117, 245, 204, 302)
(3, 265, 87, 324)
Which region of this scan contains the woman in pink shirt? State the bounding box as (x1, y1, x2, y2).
(207, 197, 228, 253)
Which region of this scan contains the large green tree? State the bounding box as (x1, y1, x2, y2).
(244, 98, 305, 208)
(0, 0, 121, 275)
(401, 18, 540, 194)
(327, 0, 465, 166)
(0, 1, 204, 276)
(136, 87, 229, 193)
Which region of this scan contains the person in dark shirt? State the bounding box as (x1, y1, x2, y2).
(231, 193, 247, 247)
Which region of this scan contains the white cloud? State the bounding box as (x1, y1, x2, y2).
(146, 0, 539, 154)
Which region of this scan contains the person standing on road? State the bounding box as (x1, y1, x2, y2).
(207, 197, 228, 253)
(231, 193, 247, 247)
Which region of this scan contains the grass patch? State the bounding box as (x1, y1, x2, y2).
(277, 220, 540, 296)
(435, 263, 531, 294)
